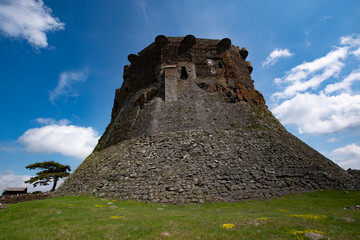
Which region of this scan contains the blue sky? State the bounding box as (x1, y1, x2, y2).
(0, 0, 359, 192)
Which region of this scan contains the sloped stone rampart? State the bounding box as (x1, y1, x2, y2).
(57, 129, 358, 204)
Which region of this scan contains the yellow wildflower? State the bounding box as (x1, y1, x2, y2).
(95, 205, 106, 208)
(288, 229, 325, 240)
(289, 214, 327, 220)
(110, 216, 124, 219)
(220, 223, 235, 229)
(257, 218, 268, 220)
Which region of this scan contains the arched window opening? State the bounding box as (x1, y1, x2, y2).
(218, 61, 223, 68)
(180, 66, 188, 79)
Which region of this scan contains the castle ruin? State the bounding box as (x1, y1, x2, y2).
(57, 35, 359, 203)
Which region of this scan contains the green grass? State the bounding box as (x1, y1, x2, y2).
(0, 190, 359, 239)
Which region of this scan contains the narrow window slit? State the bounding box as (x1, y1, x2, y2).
(180, 66, 188, 79)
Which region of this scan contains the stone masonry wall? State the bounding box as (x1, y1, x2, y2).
(57, 128, 358, 204)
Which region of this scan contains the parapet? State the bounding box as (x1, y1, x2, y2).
(122, 35, 256, 105)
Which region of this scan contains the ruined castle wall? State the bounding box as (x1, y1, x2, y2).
(60, 35, 359, 203)
(58, 129, 358, 204)
(96, 37, 270, 151)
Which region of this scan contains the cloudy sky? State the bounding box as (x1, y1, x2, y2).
(0, 0, 359, 193)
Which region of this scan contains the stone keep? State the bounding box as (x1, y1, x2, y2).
(57, 35, 359, 203)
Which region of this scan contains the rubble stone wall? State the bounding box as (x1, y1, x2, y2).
(57, 128, 358, 204)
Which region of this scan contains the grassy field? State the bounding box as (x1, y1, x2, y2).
(0, 190, 359, 239)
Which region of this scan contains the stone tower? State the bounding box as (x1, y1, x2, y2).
(57, 35, 358, 203)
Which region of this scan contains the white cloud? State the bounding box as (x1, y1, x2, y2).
(329, 143, 360, 169)
(321, 16, 332, 21)
(262, 48, 293, 68)
(327, 137, 338, 143)
(325, 68, 360, 94)
(49, 70, 89, 104)
(353, 48, 360, 59)
(134, 0, 149, 23)
(0, 0, 64, 48)
(340, 34, 360, 59)
(18, 124, 100, 159)
(272, 92, 360, 134)
(271, 34, 360, 136)
(272, 46, 348, 100)
(0, 171, 64, 194)
(272, 34, 360, 100)
(0, 142, 18, 152)
(35, 118, 71, 126)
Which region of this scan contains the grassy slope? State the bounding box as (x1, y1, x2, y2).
(0, 190, 359, 240)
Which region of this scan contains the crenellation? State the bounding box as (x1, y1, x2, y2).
(178, 34, 197, 55)
(155, 35, 169, 47)
(127, 54, 138, 63)
(217, 38, 231, 50)
(245, 61, 253, 74)
(239, 47, 248, 60)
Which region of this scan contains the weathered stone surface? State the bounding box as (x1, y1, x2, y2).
(155, 35, 169, 47)
(245, 61, 253, 74)
(56, 35, 360, 203)
(344, 205, 360, 210)
(95, 37, 267, 151)
(57, 129, 358, 203)
(239, 47, 248, 60)
(0, 192, 50, 204)
(182, 35, 196, 47)
(304, 232, 325, 240)
(217, 38, 231, 49)
(347, 168, 360, 181)
(127, 54, 138, 63)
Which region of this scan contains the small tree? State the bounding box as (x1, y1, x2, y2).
(25, 161, 71, 192)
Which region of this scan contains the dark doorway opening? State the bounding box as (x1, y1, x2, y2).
(180, 66, 188, 79)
